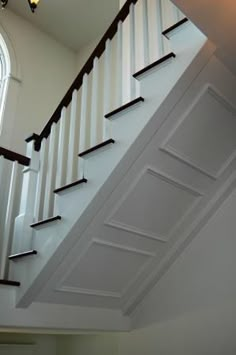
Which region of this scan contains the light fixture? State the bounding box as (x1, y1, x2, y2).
(1, 0, 40, 13)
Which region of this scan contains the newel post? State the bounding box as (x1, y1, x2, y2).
(11, 135, 40, 254)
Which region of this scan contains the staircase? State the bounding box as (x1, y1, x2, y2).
(1, 0, 236, 331)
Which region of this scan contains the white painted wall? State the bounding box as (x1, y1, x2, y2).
(0, 9, 76, 153)
(119, 0, 126, 8)
(56, 334, 119, 355)
(55, 302, 236, 355)
(0, 333, 56, 355)
(126, 187, 236, 354)
(76, 36, 100, 73)
(119, 303, 236, 355)
(119, 188, 236, 354)
(132, 188, 236, 328)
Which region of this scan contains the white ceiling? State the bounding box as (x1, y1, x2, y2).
(8, 0, 119, 51)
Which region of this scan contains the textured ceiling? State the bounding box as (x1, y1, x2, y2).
(8, 0, 119, 51)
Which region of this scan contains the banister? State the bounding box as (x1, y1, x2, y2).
(34, 0, 138, 151)
(0, 146, 30, 166)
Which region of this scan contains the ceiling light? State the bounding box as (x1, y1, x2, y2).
(28, 0, 40, 12)
(1, 0, 40, 13)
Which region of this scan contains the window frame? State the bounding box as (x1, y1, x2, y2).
(0, 28, 21, 147)
(0, 34, 10, 134)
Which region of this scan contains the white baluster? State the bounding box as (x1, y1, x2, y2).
(0, 156, 4, 223)
(43, 123, 58, 219)
(79, 74, 88, 153)
(55, 107, 67, 189)
(165, 0, 181, 24)
(156, 0, 165, 58)
(0, 156, 5, 228)
(67, 90, 79, 183)
(103, 39, 111, 140)
(0, 155, 4, 185)
(0, 156, 6, 273)
(34, 138, 48, 221)
(0, 161, 18, 278)
(79, 73, 88, 179)
(116, 21, 123, 107)
(175, 5, 182, 22)
(90, 57, 99, 146)
(142, 0, 150, 67)
(161, 0, 175, 30)
(9, 140, 39, 261)
(129, 3, 138, 100)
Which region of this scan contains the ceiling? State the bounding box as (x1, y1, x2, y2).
(8, 0, 119, 51)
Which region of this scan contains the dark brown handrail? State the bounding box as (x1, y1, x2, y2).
(0, 147, 30, 166)
(34, 0, 138, 151)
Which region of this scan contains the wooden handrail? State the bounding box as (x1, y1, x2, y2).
(0, 147, 30, 166)
(34, 0, 138, 151)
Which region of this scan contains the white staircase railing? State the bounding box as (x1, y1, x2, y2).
(1, 0, 185, 279)
(30, 0, 184, 222)
(0, 147, 29, 279)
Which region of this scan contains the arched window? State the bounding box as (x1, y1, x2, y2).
(0, 34, 10, 134)
(0, 30, 21, 147)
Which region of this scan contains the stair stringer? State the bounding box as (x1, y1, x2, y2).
(10, 23, 213, 310)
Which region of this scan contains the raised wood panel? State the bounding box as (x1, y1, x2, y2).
(162, 87, 236, 179)
(107, 168, 202, 241)
(60, 240, 152, 296)
(101, 223, 166, 253)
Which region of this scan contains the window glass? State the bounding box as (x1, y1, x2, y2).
(0, 38, 9, 133)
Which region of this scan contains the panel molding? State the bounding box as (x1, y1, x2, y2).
(106, 167, 203, 242)
(146, 168, 203, 197)
(160, 146, 217, 180)
(93, 239, 156, 257)
(120, 254, 154, 299)
(161, 85, 236, 179)
(57, 286, 122, 299)
(105, 220, 168, 243)
(104, 167, 166, 241)
(55, 239, 154, 299)
(123, 171, 236, 315)
(55, 240, 94, 293)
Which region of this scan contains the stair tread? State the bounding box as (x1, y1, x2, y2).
(105, 97, 144, 119)
(0, 279, 21, 287)
(133, 53, 176, 79)
(9, 250, 37, 260)
(54, 178, 88, 194)
(31, 215, 61, 228)
(162, 17, 188, 38)
(78, 139, 115, 158)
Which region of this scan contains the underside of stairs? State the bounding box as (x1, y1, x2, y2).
(10, 21, 209, 314)
(1, 0, 236, 333)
